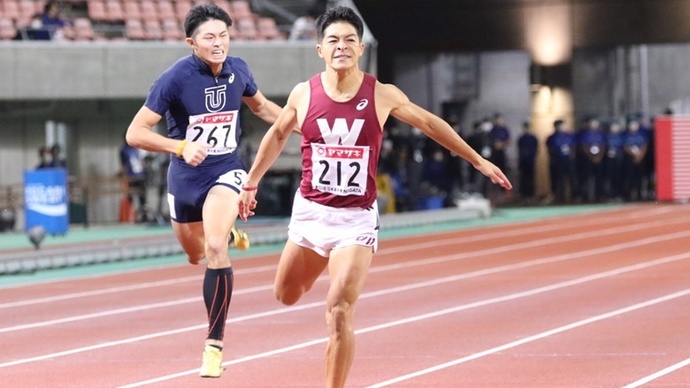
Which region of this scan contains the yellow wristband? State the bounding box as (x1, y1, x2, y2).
(175, 140, 187, 157)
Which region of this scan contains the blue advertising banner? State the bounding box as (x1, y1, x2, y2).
(24, 168, 69, 235)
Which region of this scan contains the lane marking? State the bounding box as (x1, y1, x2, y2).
(2, 207, 687, 311)
(365, 288, 690, 387)
(0, 205, 677, 299)
(2, 220, 689, 334)
(621, 356, 690, 387)
(117, 252, 690, 387)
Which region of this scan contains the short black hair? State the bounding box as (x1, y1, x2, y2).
(314, 6, 364, 41)
(184, 3, 233, 38)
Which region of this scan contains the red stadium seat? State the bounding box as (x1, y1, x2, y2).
(87, 0, 107, 21)
(125, 18, 145, 40)
(214, 0, 232, 18)
(140, 0, 157, 20)
(236, 16, 257, 40)
(230, 0, 251, 19)
(227, 20, 237, 40)
(105, 0, 125, 22)
(2, 0, 21, 21)
(174, 0, 193, 24)
(122, 0, 141, 19)
(0, 17, 17, 40)
(157, 0, 176, 22)
(73, 17, 95, 40)
(17, 0, 35, 20)
(161, 18, 183, 41)
(257, 17, 282, 40)
(143, 19, 162, 40)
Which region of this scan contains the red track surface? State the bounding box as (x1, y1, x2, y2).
(2, 203, 690, 387)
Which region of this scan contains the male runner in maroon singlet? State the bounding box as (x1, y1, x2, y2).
(238, 6, 512, 388)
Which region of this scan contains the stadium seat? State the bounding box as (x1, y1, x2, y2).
(2, 0, 21, 21)
(174, 0, 192, 24)
(17, 0, 35, 20)
(105, 0, 125, 22)
(125, 18, 145, 40)
(227, 21, 237, 40)
(73, 17, 95, 40)
(122, 0, 141, 20)
(32, 0, 45, 14)
(87, 0, 107, 21)
(257, 17, 282, 40)
(157, 0, 176, 22)
(215, 0, 233, 18)
(161, 18, 182, 41)
(143, 19, 162, 40)
(0, 17, 17, 40)
(140, 0, 157, 20)
(230, 0, 251, 19)
(236, 16, 257, 40)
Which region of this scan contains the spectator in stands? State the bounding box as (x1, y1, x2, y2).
(120, 134, 148, 223)
(517, 120, 538, 202)
(50, 144, 67, 169)
(36, 146, 54, 168)
(439, 117, 466, 203)
(39, 1, 71, 40)
(488, 112, 511, 202)
(22, 14, 52, 40)
(237, 6, 511, 388)
(489, 113, 510, 174)
(467, 118, 493, 197)
(421, 148, 450, 206)
(124, 3, 293, 379)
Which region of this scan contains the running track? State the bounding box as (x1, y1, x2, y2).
(2, 203, 690, 387)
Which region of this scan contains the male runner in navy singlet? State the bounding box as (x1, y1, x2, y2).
(238, 6, 512, 388)
(125, 3, 288, 378)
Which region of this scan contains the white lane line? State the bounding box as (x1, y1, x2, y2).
(0, 265, 276, 309)
(0, 284, 270, 334)
(111, 251, 690, 387)
(365, 287, 690, 388)
(0, 205, 677, 306)
(2, 220, 689, 334)
(621, 356, 690, 387)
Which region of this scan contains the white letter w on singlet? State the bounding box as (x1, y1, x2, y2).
(316, 118, 364, 145)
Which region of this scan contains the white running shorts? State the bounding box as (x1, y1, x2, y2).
(287, 191, 379, 257)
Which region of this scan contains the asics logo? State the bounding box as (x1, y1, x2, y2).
(228, 73, 235, 84)
(356, 99, 368, 110)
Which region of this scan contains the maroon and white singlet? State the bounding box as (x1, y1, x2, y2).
(299, 72, 383, 209)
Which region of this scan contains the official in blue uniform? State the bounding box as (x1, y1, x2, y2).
(546, 119, 577, 203)
(623, 118, 649, 201)
(125, 4, 287, 378)
(517, 121, 538, 200)
(603, 120, 625, 200)
(578, 117, 606, 202)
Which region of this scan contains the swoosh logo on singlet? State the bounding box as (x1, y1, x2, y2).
(356, 99, 368, 110)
